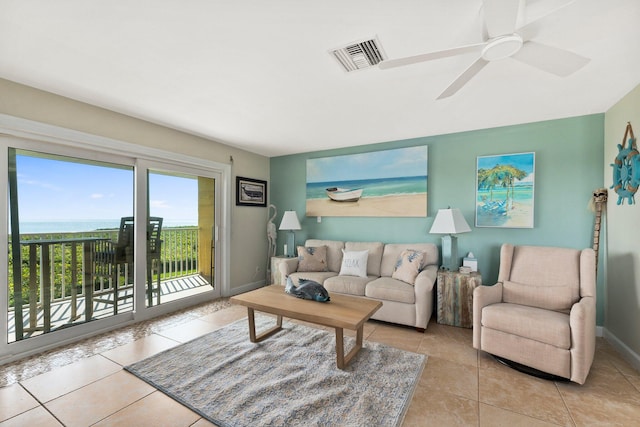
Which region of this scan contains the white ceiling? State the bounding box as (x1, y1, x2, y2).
(1, 0, 639, 157)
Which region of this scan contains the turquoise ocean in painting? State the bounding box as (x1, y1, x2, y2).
(306, 175, 427, 200)
(476, 183, 534, 204)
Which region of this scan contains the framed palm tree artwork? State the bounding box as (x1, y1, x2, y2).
(475, 152, 535, 228)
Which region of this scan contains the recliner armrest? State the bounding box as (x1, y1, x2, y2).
(278, 258, 299, 286)
(569, 296, 596, 384)
(473, 282, 504, 349)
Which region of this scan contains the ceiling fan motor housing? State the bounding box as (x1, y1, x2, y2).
(481, 34, 523, 61)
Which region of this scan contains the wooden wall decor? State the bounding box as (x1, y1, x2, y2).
(589, 188, 608, 275)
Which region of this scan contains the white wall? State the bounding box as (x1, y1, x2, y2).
(604, 83, 640, 367)
(0, 78, 270, 294)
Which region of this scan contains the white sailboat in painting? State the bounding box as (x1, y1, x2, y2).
(325, 187, 363, 202)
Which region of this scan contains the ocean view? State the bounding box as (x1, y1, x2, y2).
(306, 176, 427, 200)
(17, 219, 197, 234)
(476, 183, 534, 203)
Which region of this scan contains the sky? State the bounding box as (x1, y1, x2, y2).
(477, 152, 535, 173)
(476, 152, 535, 182)
(306, 146, 428, 183)
(14, 153, 198, 222)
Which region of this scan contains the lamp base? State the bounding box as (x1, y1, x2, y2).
(286, 231, 296, 257)
(440, 235, 459, 271)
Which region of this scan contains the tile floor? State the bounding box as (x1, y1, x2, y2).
(1, 298, 640, 426)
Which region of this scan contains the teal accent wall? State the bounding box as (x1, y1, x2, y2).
(270, 114, 605, 324)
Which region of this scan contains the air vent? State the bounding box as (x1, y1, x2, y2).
(331, 38, 385, 72)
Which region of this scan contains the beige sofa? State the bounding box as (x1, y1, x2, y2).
(278, 239, 439, 331)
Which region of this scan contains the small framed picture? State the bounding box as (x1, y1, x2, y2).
(236, 176, 267, 207)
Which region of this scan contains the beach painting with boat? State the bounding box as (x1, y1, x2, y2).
(476, 152, 535, 228)
(306, 146, 427, 217)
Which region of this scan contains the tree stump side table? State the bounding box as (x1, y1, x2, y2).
(436, 270, 482, 328)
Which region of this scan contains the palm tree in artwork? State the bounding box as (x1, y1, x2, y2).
(477, 168, 500, 200)
(495, 165, 527, 210)
(477, 164, 528, 212)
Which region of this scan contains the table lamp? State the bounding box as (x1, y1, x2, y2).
(429, 208, 471, 270)
(279, 210, 301, 257)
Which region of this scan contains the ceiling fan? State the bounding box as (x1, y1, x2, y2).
(379, 0, 590, 99)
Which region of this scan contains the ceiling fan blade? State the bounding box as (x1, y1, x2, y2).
(517, 0, 576, 41)
(437, 58, 488, 99)
(483, 0, 522, 38)
(378, 43, 484, 70)
(512, 41, 589, 77)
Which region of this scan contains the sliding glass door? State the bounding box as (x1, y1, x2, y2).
(3, 141, 223, 350)
(7, 148, 134, 342)
(146, 169, 219, 308)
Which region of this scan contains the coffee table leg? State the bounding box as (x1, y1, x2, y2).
(335, 328, 345, 369)
(247, 308, 283, 343)
(335, 325, 364, 369)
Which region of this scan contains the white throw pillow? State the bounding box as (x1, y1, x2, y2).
(339, 249, 369, 278)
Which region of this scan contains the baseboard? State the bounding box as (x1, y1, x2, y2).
(603, 328, 640, 372)
(227, 280, 266, 297)
(596, 325, 604, 337)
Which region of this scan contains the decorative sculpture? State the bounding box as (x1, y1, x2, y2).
(610, 122, 639, 205)
(285, 276, 331, 302)
(588, 188, 608, 275)
(266, 204, 277, 281)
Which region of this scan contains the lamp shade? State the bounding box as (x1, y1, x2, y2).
(279, 210, 301, 231)
(429, 208, 471, 234)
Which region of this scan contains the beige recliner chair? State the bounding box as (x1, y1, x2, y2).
(473, 244, 596, 384)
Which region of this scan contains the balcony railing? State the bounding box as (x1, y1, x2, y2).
(7, 226, 205, 342)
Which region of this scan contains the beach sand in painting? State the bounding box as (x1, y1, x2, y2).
(477, 201, 533, 227)
(306, 193, 427, 217)
(504, 202, 533, 227)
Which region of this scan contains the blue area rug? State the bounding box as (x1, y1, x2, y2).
(125, 316, 426, 427)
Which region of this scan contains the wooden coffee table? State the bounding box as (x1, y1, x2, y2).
(230, 285, 382, 369)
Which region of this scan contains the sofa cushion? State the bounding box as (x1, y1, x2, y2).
(296, 245, 328, 272)
(365, 277, 416, 304)
(339, 249, 369, 278)
(392, 249, 424, 285)
(304, 240, 345, 273)
(324, 275, 376, 297)
(380, 243, 439, 277)
(289, 271, 338, 287)
(481, 303, 571, 349)
(345, 242, 384, 277)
